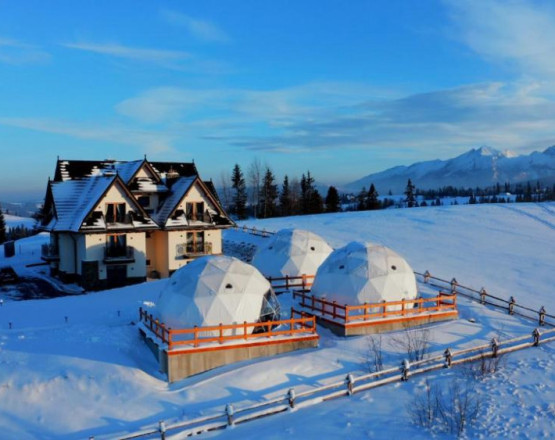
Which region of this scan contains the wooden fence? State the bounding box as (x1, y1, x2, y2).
(267, 274, 315, 292)
(139, 308, 317, 350)
(111, 326, 555, 440)
(415, 271, 554, 327)
(293, 291, 457, 323)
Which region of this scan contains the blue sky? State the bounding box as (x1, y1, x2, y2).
(1, 0, 555, 200)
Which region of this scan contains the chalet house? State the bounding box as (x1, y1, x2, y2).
(39, 158, 234, 290)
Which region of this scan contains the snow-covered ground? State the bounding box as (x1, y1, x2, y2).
(0, 203, 553, 439)
(4, 214, 35, 230)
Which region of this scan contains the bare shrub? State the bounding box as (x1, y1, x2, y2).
(463, 352, 507, 380)
(409, 379, 482, 437)
(364, 334, 383, 374)
(391, 325, 431, 362)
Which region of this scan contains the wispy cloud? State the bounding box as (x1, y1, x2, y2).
(63, 42, 191, 65)
(444, 0, 555, 77)
(160, 10, 230, 43)
(115, 81, 555, 157)
(0, 117, 175, 154)
(0, 37, 50, 65)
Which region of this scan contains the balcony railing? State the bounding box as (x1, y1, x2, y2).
(176, 242, 213, 258)
(104, 246, 135, 263)
(41, 244, 60, 261)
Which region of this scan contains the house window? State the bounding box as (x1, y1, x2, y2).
(186, 202, 205, 222)
(186, 231, 204, 253)
(106, 234, 127, 257)
(106, 203, 126, 223)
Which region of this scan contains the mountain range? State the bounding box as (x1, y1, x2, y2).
(344, 146, 555, 194)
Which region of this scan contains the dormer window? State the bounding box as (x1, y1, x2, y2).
(186, 202, 205, 222)
(106, 203, 126, 223)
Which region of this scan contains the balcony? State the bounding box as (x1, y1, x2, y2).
(41, 244, 60, 261)
(176, 242, 213, 258)
(104, 246, 135, 264)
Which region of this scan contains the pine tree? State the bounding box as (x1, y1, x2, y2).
(259, 167, 278, 218)
(279, 175, 293, 216)
(0, 206, 6, 244)
(405, 179, 416, 208)
(357, 187, 367, 211)
(300, 171, 316, 214)
(308, 189, 324, 214)
(231, 164, 248, 220)
(367, 183, 380, 210)
(325, 186, 340, 212)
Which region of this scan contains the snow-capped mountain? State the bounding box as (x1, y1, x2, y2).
(345, 146, 555, 193)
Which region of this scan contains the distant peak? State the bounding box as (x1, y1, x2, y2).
(475, 146, 500, 156)
(544, 145, 555, 155)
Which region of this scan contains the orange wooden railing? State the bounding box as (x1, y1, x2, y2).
(267, 274, 315, 292)
(139, 308, 317, 350)
(293, 291, 457, 323)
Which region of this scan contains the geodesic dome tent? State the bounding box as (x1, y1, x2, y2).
(251, 228, 333, 278)
(156, 256, 280, 334)
(310, 241, 417, 306)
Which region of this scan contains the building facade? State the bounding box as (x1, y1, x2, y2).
(40, 158, 233, 290)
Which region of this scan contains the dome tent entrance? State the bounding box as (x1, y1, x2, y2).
(310, 241, 418, 306)
(252, 228, 333, 278)
(156, 256, 280, 334)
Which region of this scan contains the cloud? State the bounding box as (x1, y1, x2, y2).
(0, 37, 50, 65)
(63, 42, 191, 65)
(444, 0, 555, 77)
(160, 10, 230, 43)
(0, 117, 175, 154)
(113, 80, 555, 159)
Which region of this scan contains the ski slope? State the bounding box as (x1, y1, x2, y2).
(0, 203, 553, 439)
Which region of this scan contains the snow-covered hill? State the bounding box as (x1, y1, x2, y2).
(0, 203, 553, 439)
(346, 146, 555, 193)
(4, 214, 36, 230)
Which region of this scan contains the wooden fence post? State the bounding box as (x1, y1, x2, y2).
(225, 404, 234, 426)
(194, 325, 199, 347)
(480, 288, 487, 305)
(450, 278, 458, 294)
(424, 270, 431, 283)
(401, 359, 410, 381)
(533, 328, 541, 346)
(346, 374, 354, 395)
(159, 421, 166, 440)
(244, 321, 248, 340)
(288, 388, 296, 408)
(491, 337, 499, 358)
(509, 296, 516, 315)
(444, 348, 452, 368)
(539, 306, 546, 326)
(219, 323, 223, 344)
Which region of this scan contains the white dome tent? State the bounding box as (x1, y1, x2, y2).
(156, 256, 280, 334)
(252, 228, 333, 278)
(310, 241, 418, 307)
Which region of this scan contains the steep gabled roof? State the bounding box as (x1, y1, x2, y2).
(49, 175, 116, 231)
(47, 175, 157, 232)
(151, 177, 196, 226)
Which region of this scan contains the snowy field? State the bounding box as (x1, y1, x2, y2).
(0, 203, 554, 439)
(4, 214, 36, 231)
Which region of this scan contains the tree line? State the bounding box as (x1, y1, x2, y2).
(223, 162, 343, 220)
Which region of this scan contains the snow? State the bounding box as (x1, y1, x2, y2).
(0, 203, 553, 439)
(4, 214, 36, 231)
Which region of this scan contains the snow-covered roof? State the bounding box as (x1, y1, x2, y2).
(49, 176, 115, 232)
(252, 229, 333, 278)
(151, 177, 196, 226)
(156, 256, 280, 331)
(311, 241, 417, 305)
